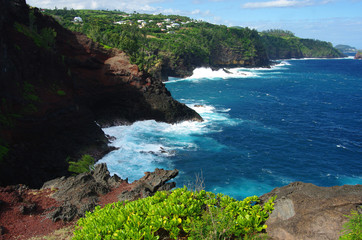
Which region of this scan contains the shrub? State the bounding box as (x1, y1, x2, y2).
(340, 207, 362, 240)
(68, 154, 95, 174)
(72, 186, 276, 239)
(56, 90, 66, 96)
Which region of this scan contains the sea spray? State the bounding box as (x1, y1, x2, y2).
(98, 103, 239, 182)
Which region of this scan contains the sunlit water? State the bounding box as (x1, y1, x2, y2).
(98, 58, 362, 199)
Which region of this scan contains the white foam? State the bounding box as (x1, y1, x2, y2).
(166, 62, 293, 84)
(186, 67, 258, 80)
(165, 67, 258, 84)
(336, 144, 347, 149)
(98, 102, 240, 182)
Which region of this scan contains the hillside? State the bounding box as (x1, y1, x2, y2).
(335, 44, 358, 54)
(43, 9, 270, 80)
(0, 0, 201, 187)
(260, 29, 344, 59)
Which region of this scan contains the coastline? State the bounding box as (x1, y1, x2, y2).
(1, 164, 360, 239)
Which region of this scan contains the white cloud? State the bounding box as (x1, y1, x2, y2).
(191, 9, 201, 14)
(242, 0, 314, 9)
(27, 0, 164, 11)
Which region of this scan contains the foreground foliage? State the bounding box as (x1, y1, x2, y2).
(73, 187, 275, 239)
(339, 207, 362, 240)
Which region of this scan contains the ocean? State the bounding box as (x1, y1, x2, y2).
(98, 58, 362, 199)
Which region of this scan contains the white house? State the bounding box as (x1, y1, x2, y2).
(114, 21, 126, 25)
(171, 23, 180, 28)
(73, 17, 83, 23)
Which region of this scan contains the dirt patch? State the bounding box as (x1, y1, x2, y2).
(0, 186, 73, 240)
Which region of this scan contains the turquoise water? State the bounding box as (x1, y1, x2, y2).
(99, 58, 362, 199)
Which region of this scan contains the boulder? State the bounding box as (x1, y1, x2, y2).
(260, 182, 362, 240)
(118, 168, 178, 202)
(42, 163, 126, 221)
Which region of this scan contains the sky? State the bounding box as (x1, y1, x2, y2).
(27, 0, 362, 49)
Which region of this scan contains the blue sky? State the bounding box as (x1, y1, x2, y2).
(27, 0, 362, 49)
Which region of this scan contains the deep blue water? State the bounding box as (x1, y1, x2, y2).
(99, 58, 362, 199)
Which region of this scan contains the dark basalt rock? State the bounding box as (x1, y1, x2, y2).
(18, 203, 37, 215)
(260, 182, 362, 240)
(118, 168, 179, 202)
(42, 164, 178, 222)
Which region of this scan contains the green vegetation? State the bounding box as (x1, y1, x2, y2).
(262, 29, 295, 38)
(73, 186, 276, 239)
(43, 9, 266, 76)
(0, 144, 9, 164)
(21, 82, 40, 114)
(335, 44, 357, 54)
(68, 154, 95, 174)
(14, 9, 56, 50)
(340, 207, 362, 240)
(14, 21, 56, 50)
(56, 90, 66, 96)
(260, 29, 344, 59)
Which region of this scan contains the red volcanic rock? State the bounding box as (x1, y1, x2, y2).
(0, 185, 70, 240)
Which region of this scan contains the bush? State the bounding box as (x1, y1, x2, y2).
(68, 154, 95, 174)
(340, 207, 362, 240)
(56, 90, 66, 96)
(72, 186, 276, 239)
(0, 145, 9, 164)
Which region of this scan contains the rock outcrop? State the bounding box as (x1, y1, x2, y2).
(260, 182, 362, 240)
(210, 44, 269, 69)
(0, 164, 178, 239)
(355, 51, 362, 60)
(41, 163, 178, 222)
(118, 168, 179, 202)
(0, 0, 201, 187)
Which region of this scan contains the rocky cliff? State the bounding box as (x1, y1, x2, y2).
(0, 0, 201, 187)
(261, 35, 345, 60)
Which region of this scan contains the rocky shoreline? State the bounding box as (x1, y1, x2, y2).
(0, 164, 360, 239)
(0, 164, 179, 239)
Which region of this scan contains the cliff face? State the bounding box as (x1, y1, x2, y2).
(210, 44, 269, 68)
(261, 35, 344, 60)
(157, 44, 270, 80)
(0, 0, 201, 187)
